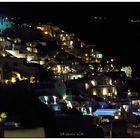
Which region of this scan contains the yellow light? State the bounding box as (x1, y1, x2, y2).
(108, 93, 111, 96)
(27, 56, 32, 62)
(44, 31, 49, 34)
(40, 60, 45, 65)
(1, 112, 7, 119)
(115, 89, 117, 95)
(93, 91, 96, 95)
(91, 80, 96, 86)
(114, 115, 119, 119)
(70, 41, 73, 46)
(62, 42, 66, 45)
(103, 88, 107, 96)
(37, 26, 44, 31)
(57, 65, 61, 73)
(2, 53, 6, 57)
(85, 83, 89, 90)
(11, 77, 16, 83)
(5, 80, 9, 84)
(109, 79, 112, 85)
(26, 47, 32, 52)
(85, 53, 88, 57)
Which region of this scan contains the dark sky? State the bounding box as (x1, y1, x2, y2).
(0, 2, 140, 76)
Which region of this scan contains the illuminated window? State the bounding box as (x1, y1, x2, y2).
(93, 91, 97, 95)
(96, 53, 103, 59)
(103, 88, 107, 96)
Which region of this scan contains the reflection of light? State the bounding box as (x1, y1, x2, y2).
(44, 31, 49, 34)
(53, 96, 57, 104)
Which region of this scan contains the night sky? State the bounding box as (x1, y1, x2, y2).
(0, 2, 140, 76)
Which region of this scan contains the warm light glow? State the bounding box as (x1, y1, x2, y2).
(115, 88, 117, 95)
(93, 91, 97, 95)
(111, 59, 114, 62)
(26, 47, 32, 52)
(40, 60, 45, 65)
(57, 65, 61, 73)
(1, 112, 7, 119)
(37, 26, 44, 31)
(103, 88, 107, 96)
(11, 77, 16, 83)
(44, 31, 49, 34)
(85, 83, 89, 90)
(114, 115, 119, 119)
(27, 56, 32, 62)
(2, 53, 6, 57)
(108, 93, 111, 96)
(109, 79, 112, 85)
(62, 42, 66, 45)
(70, 41, 73, 46)
(91, 80, 96, 86)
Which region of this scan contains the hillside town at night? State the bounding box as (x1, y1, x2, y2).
(0, 2, 140, 137)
